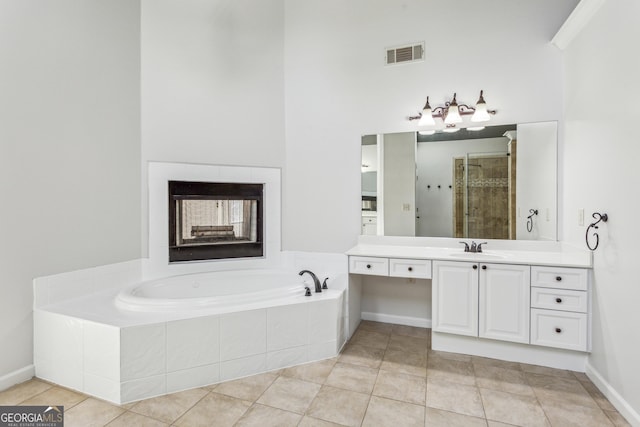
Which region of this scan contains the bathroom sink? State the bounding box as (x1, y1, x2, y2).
(448, 252, 506, 260)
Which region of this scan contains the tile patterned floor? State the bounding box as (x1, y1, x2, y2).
(0, 322, 632, 427)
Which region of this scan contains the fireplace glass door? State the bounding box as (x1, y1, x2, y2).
(169, 181, 263, 262)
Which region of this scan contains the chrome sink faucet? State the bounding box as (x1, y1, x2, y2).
(460, 241, 488, 253)
(299, 270, 322, 293)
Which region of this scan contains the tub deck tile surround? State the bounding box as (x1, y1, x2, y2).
(34, 292, 345, 404)
(3, 322, 630, 426)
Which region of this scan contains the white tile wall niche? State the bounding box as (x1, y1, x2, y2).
(145, 162, 282, 280)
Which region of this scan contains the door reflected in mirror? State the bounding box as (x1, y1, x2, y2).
(361, 122, 557, 241)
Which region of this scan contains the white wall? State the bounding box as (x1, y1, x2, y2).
(416, 137, 508, 237)
(0, 1, 141, 380)
(283, 0, 578, 253)
(141, 0, 285, 254)
(561, 0, 640, 419)
(516, 122, 558, 240)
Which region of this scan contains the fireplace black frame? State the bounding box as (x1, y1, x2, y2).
(168, 181, 264, 262)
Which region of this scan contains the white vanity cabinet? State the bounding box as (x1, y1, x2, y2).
(349, 256, 431, 279)
(432, 261, 479, 336)
(433, 261, 530, 344)
(530, 266, 589, 351)
(479, 263, 530, 344)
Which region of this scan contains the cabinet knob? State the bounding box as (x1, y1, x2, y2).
(555, 297, 562, 303)
(366, 264, 371, 269)
(408, 267, 413, 272)
(556, 276, 562, 281)
(555, 327, 562, 334)
(473, 265, 478, 270)
(481, 265, 487, 270)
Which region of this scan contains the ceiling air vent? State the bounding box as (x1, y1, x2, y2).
(385, 42, 424, 66)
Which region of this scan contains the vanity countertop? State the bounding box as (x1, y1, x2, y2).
(346, 244, 592, 268)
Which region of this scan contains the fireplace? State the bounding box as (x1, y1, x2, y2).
(168, 181, 263, 262)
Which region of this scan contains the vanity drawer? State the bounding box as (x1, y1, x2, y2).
(389, 258, 432, 279)
(531, 287, 587, 313)
(531, 308, 588, 352)
(349, 256, 389, 276)
(531, 266, 588, 291)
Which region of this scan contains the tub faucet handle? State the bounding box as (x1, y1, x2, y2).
(322, 278, 329, 290)
(304, 287, 312, 297)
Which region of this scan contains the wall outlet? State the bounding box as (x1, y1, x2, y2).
(578, 208, 584, 226)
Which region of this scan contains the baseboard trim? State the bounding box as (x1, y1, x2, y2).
(361, 312, 431, 329)
(586, 362, 640, 426)
(0, 365, 35, 392)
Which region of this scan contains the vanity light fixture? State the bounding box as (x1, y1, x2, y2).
(408, 90, 497, 130)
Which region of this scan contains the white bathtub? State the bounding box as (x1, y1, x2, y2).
(115, 269, 326, 312)
(34, 265, 347, 404)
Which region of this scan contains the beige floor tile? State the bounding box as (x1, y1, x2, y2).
(572, 371, 591, 383)
(472, 355, 522, 371)
(428, 350, 472, 362)
(349, 329, 390, 350)
(280, 359, 335, 384)
(20, 386, 87, 409)
(130, 387, 208, 424)
(362, 395, 424, 427)
(474, 364, 535, 397)
(427, 353, 476, 386)
(487, 421, 518, 427)
(235, 403, 301, 427)
(579, 379, 617, 411)
(480, 388, 549, 427)
(380, 349, 427, 377)
(391, 324, 430, 339)
(388, 334, 428, 354)
(106, 411, 169, 426)
(526, 372, 598, 409)
(306, 385, 370, 427)
(426, 378, 485, 418)
(424, 407, 488, 427)
(338, 344, 385, 369)
(0, 379, 53, 405)
(298, 416, 345, 427)
(604, 410, 632, 427)
(372, 370, 426, 405)
(173, 393, 251, 427)
(213, 372, 278, 401)
(256, 376, 320, 414)
(325, 362, 378, 394)
(520, 363, 576, 379)
(540, 399, 614, 427)
(359, 320, 393, 335)
(64, 397, 124, 427)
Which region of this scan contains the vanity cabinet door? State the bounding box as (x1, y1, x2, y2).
(433, 261, 479, 337)
(479, 263, 531, 344)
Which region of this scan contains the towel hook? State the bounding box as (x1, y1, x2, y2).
(526, 209, 538, 232)
(586, 212, 608, 251)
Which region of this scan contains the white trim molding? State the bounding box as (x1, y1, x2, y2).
(361, 312, 431, 329)
(0, 365, 35, 392)
(586, 362, 640, 427)
(552, 0, 607, 50)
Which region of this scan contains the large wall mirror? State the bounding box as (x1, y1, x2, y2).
(361, 121, 557, 241)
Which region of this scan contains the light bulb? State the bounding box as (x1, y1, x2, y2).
(444, 93, 462, 124)
(471, 90, 491, 122)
